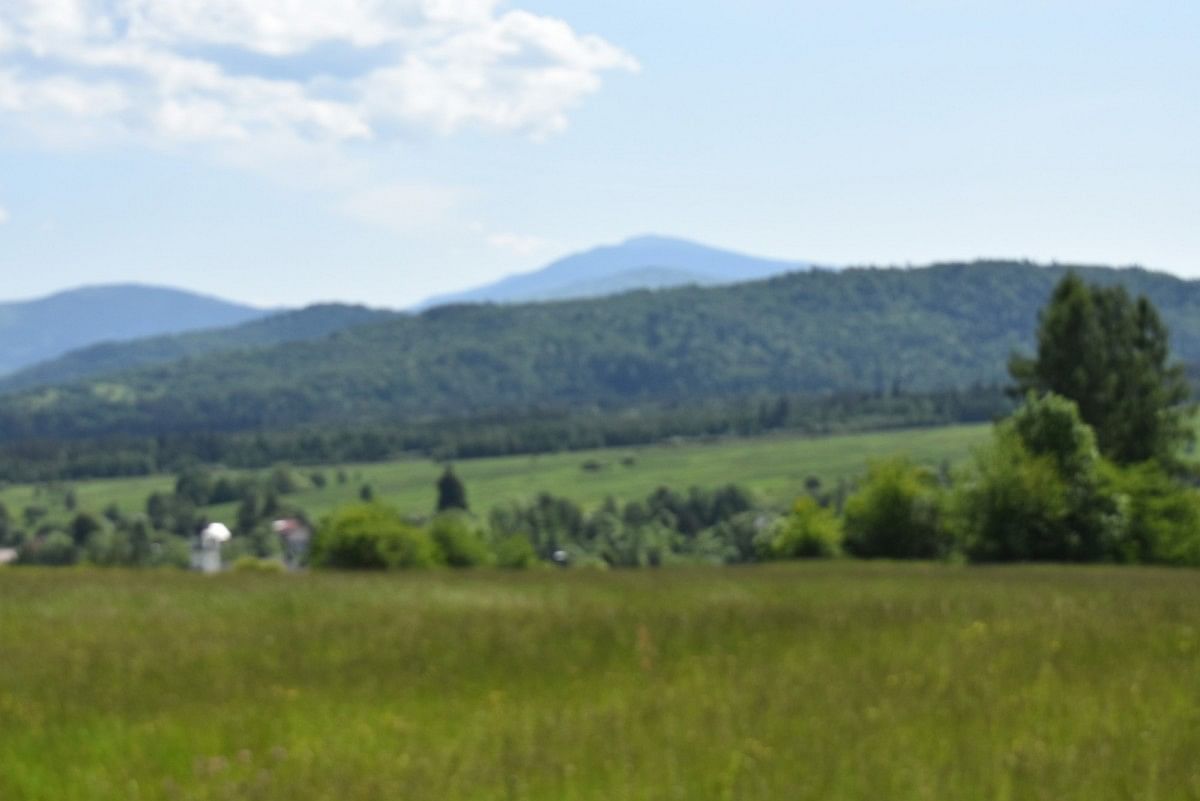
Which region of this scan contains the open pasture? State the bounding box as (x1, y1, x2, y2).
(0, 424, 990, 523)
(2, 563, 1199, 800)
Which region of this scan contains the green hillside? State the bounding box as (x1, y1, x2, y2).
(0, 303, 392, 393)
(0, 424, 989, 525)
(2, 261, 1198, 442)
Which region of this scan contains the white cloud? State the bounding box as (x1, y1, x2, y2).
(0, 1, 638, 146)
(0, 205, 8, 224)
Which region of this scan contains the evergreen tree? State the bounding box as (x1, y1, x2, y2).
(1010, 273, 1192, 464)
(69, 512, 103, 548)
(436, 467, 469, 512)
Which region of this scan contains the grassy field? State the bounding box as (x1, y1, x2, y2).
(2, 563, 1199, 800)
(0, 423, 990, 524)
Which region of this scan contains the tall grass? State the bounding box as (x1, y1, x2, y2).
(2, 564, 1199, 800)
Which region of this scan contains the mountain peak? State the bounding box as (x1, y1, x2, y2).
(619, 233, 693, 247)
(417, 236, 819, 309)
(0, 285, 268, 377)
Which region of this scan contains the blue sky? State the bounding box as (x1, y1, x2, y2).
(1, 0, 1197, 307)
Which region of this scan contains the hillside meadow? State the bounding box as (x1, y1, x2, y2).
(0, 424, 989, 526)
(2, 563, 1199, 800)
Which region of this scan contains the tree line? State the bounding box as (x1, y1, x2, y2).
(5, 273, 1198, 571)
(0, 386, 1008, 483)
(3, 261, 1200, 450)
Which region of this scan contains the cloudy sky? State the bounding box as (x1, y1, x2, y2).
(1, 0, 1197, 307)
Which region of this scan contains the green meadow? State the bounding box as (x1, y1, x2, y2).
(2, 563, 1199, 800)
(0, 423, 990, 524)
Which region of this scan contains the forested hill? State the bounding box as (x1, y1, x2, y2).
(0, 304, 394, 393)
(3, 261, 1199, 442)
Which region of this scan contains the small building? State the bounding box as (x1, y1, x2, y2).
(191, 523, 232, 573)
(272, 518, 311, 569)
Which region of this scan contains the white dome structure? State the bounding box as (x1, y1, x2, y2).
(193, 522, 232, 573)
(201, 522, 232, 546)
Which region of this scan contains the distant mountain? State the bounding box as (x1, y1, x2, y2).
(417, 235, 817, 308)
(0, 303, 395, 394)
(0, 285, 268, 376)
(5, 261, 1199, 443)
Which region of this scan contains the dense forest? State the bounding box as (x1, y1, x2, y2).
(0, 303, 390, 393)
(2, 261, 1199, 450)
(0, 386, 1009, 482)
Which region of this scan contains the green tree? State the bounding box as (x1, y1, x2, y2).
(1010, 273, 1192, 464)
(436, 467, 469, 512)
(21, 531, 77, 566)
(843, 458, 947, 559)
(428, 512, 492, 567)
(757, 497, 841, 560)
(1104, 462, 1200, 566)
(493, 533, 538, 569)
(69, 512, 104, 548)
(312, 503, 438, 570)
(175, 469, 214, 506)
(953, 393, 1126, 562)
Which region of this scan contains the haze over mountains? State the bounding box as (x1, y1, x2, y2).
(0, 304, 393, 394)
(0, 236, 813, 382)
(415, 235, 818, 308)
(0, 285, 268, 377)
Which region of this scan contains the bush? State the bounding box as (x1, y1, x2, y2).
(20, 531, 78, 566)
(1105, 462, 1200, 566)
(951, 433, 1074, 562)
(149, 536, 191, 569)
(704, 511, 778, 564)
(757, 498, 841, 559)
(84, 529, 134, 566)
(954, 394, 1126, 562)
(429, 512, 492, 568)
(313, 503, 439, 570)
(843, 459, 947, 559)
(493, 533, 539, 569)
(232, 556, 287, 573)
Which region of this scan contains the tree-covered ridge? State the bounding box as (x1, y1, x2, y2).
(0, 303, 394, 394)
(3, 261, 1200, 442)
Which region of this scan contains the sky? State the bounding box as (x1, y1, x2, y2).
(0, 0, 1198, 308)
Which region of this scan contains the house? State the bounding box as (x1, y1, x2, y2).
(272, 518, 312, 569)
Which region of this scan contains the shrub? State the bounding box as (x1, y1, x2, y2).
(1105, 462, 1200, 566)
(232, 556, 287, 573)
(951, 433, 1074, 562)
(313, 503, 439, 570)
(843, 459, 947, 559)
(954, 394, 1126, 563)
(20, 531, 78, 566)
(493, 533, 539, 569)
(757, 498, 841, 559)
(84, 529, 133, 566)
(705, 511, 778, 564)
(429, 512, 492, 568)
